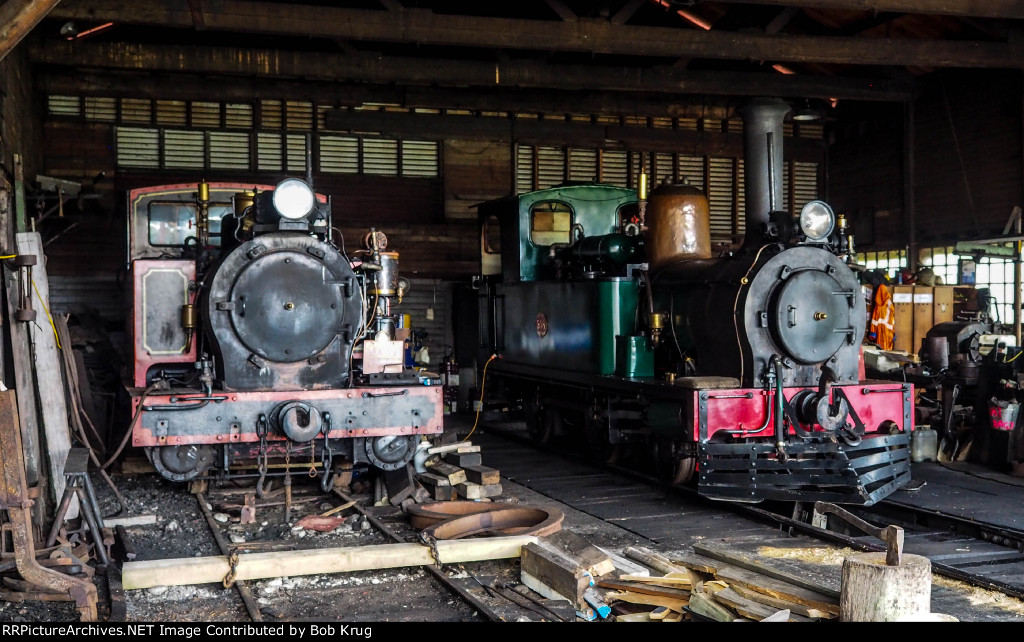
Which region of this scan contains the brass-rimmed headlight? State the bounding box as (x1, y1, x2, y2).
(272, 178, 316, 221)
(799, 200, 836, 241)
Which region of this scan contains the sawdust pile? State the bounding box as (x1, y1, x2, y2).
(756, 545, 859, 566)
(933, 576, 1024, 616)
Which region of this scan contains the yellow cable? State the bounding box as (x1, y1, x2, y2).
(31, 279, 61, 351)
(463, 354, 497, 442)
(0, 255, 15, 259)
(1004, 350, 1022, 363)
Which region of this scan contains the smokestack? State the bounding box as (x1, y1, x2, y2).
(736, 97, 791, 245)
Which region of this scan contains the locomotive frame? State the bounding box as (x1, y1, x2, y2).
(471, 98, 913, 505)
(125, 180, 442, 486)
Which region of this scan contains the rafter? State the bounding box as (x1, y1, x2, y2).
(699, 1, 1024, 21)
(0, 0, 62, 63)
(30, 41, 913, 101)
(46, 0, 1024, 69)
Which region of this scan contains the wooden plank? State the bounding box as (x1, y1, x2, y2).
(729, 582, 835, 619)
(692, 542, 840, 599)
(623, 547, 696, 584)
(427, 442, 478, 455)
(712, 587, 813, 622)
(3, 264, 42, 497)
(545, 530, 615, 578)
(604, 591, 687, 612)
(444, 451, 482, 468)
(618, 574, 691, 587)
(455, 482, 501, 499)
(520, 540, 589, 608)
(426, 461, 467, 485)
(687, 591, 735, 622)
(669, 552, 722, 575)
(462, 464, 500, 486)
(17, 233, 76, 520)
(122, 535, 538, 590)
(597, 579, 691, 600)
(714, 566, 840, 616)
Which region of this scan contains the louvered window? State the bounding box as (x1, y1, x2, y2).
(156, 100, 187, 126)
(257, 133, 283, 171)
(363, 139, 398, 176)
(116, 127, 159, 168)
(163, 130, 204, 169)
(209, 132, 250, 170)
(708, 157, 736, 243)
(192, 102, 220, 128)
(320, 136, 359, 174)
(225, 103, 253, 129)
(401, 140, 439, 178)
(600, 150, 628, 187)
(536, 147, 565, 189)
(48, 95, 80, 116)
(792, 161, 819, 212)
(261, 100, 283, 130)
(84, 97, 116, 121)
(568, 149, 597, 183)
(515, 145, 534, 194)
(678, 155, 704, 189)
(654, 153, 674, 185)
(121, 99, 152, 124)
(286, 101, 314, 131)
(286, 134, 308, 172)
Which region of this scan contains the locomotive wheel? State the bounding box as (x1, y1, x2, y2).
(651, 438, 696, 485)
(523, 388, 552, 443)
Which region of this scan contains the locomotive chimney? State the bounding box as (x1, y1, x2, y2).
(736, 97, 791, 246)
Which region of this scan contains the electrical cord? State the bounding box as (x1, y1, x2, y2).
(463, 354, 498, 442)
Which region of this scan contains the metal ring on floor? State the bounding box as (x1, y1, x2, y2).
(407, 501, 504, 530)
(420, 505, 565, 540)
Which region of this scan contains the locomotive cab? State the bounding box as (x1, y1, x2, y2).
(126, 179, 442, 485)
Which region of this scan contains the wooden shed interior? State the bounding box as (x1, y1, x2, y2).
(1, 0, 1023, 362)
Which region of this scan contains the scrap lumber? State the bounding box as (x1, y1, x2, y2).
(444, 451, 482, 468)
(615, 612, 654, 622)
(122, 535, 537, 590)
(455, 481, 501, 499)
(462, 464, 500, 486)
(669, 551, 722, 575)
(520, 539, 591, 608)
(426, 461, 467, 486)
(595, 546, 649, 577)
(597, 578, 691, 601)
(688, 591, 736, 622)
(603, 591, 687, 612)
(619, 573, 691, 587)
(546, 530, 614, 578)
(102, 515, 157, 528)
(692, 542, 840, 599)
(623, 547, 696, 584)
(730, 582, 835, 619)
(18, 233, 75, 519)
(712, 587, 813, 622)
(416, 473, 457, 501)
(650, 606, 669, 620)
(715, 566, 839, 616)
(427, 443, 480, 455)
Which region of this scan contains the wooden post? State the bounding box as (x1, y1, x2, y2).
(839, 552, 931, 622)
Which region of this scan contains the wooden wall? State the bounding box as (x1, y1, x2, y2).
(828, 69, 1024, 252)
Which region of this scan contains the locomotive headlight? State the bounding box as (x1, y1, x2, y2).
(272, 178, 316, 220)
(799, 200, 836, 241)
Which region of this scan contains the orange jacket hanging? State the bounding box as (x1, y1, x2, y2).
(869, 284, 895, 350)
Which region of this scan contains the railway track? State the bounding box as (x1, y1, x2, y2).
(476, 417, 1024, 615)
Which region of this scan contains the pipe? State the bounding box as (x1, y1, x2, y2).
(736, 97, 791, 246)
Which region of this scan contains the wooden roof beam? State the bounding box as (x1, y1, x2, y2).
(46, 1, 1024, 69)
(30, 40, 913, 101)
(0, 0, 61, 63)
(704, 1, 1024, 21)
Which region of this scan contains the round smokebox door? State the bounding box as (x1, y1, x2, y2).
(770, 269, 851, 365)
(229, 250, 345, 362)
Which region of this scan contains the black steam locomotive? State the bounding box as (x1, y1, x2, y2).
(473, 98, 913, 505)
(126, 177, 442, 488)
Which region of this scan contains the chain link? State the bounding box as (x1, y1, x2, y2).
(223, 549, 240, 588)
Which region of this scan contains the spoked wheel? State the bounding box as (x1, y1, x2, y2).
(651, 438, 696, 485)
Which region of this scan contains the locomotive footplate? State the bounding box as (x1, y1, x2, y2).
(698, 432, 912, 505)
(130, 385, 443, 447)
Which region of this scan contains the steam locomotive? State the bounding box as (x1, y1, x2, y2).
(474, 98, 913, 505)
(126, 177, 442, 487)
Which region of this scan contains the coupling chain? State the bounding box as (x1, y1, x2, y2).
(419, 531, 444, 570)
(223, 549, 240, 588)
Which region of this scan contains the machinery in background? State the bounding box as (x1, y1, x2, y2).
(124, 175, 442, 487)
(466, 97, 913, 505)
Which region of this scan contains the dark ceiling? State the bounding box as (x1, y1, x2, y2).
(14, 0, 1024, 116)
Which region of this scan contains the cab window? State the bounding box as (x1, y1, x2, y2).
(530, 201, 573, 246)
(147, 201, 231, 247)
